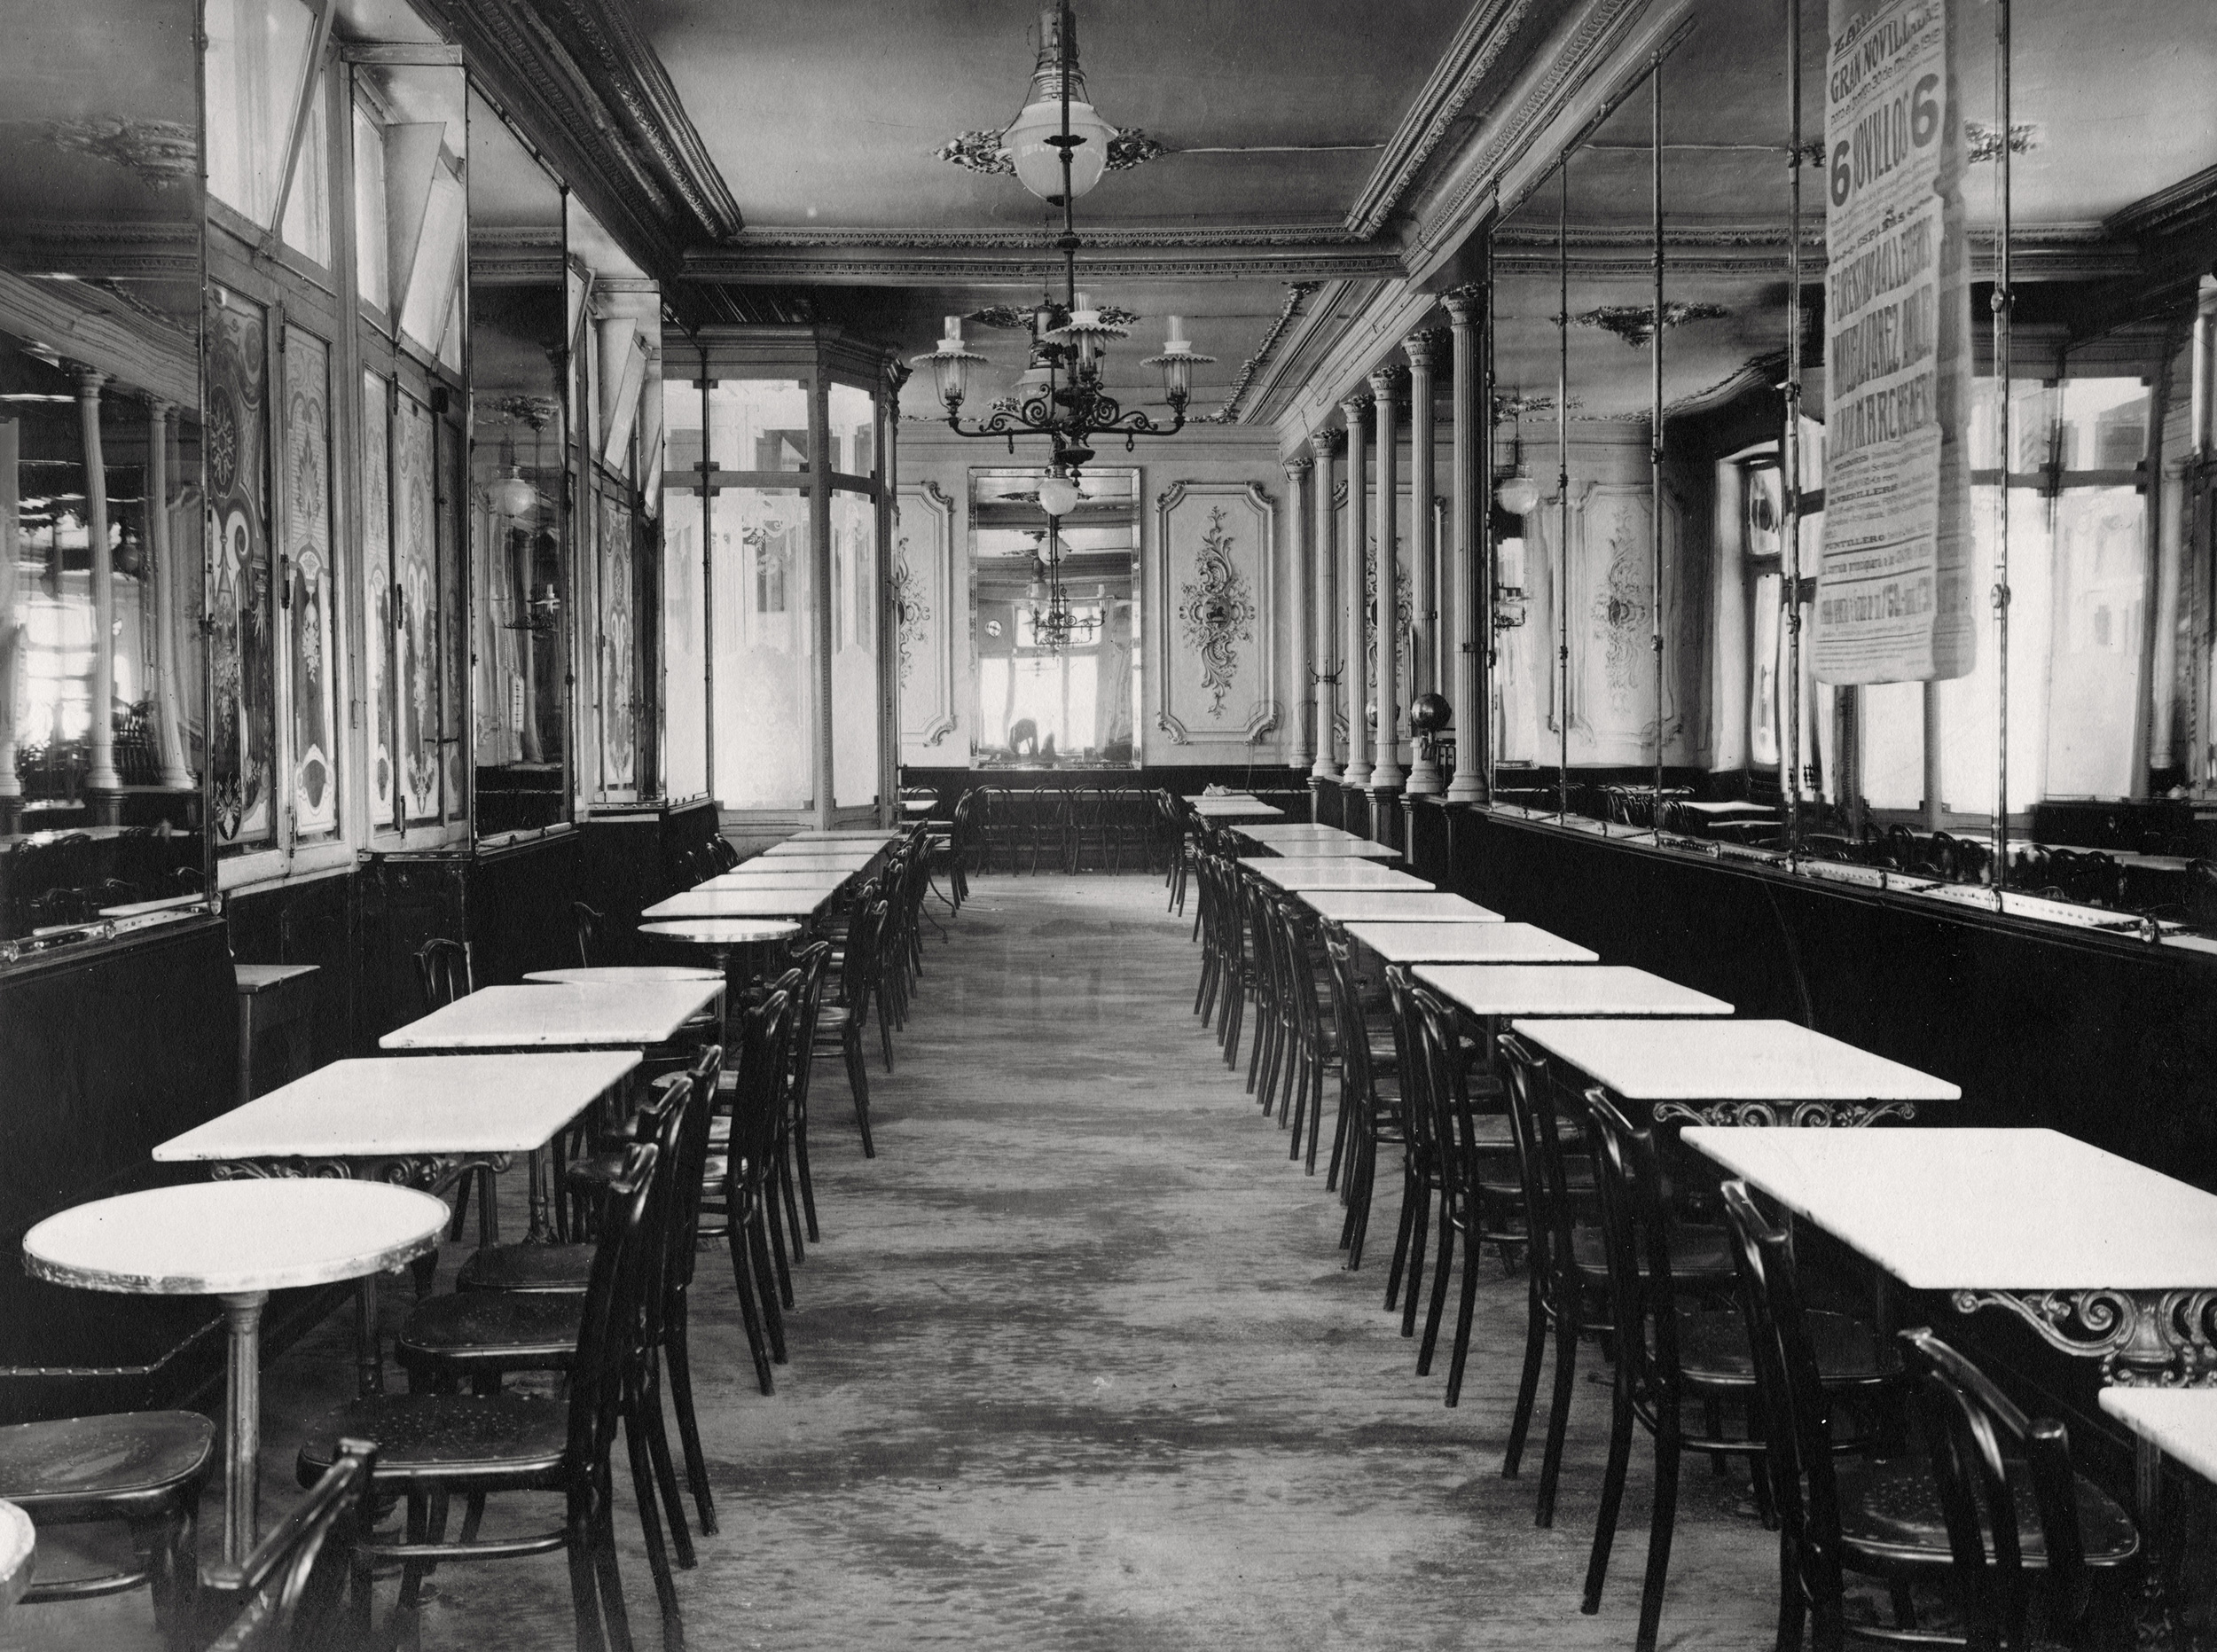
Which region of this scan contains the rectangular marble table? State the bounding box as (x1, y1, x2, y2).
(694, 870, 850, 891)
(1510, 1018, 1958, 1124)
(788, 828, 903, 844)
(1192, 797, 1284, 820)
(728, 856, 874, 874)
(643, 887, 838, 920)
(761, 841, 881, 861)
(1242, 857, 1432, 892)
(1347, 920, 1597, 965)
(1299, 890, 1502, 924)
(1240, 824, 1367, 842)
(1688, 1125, 2217, 1387)
(1416, 964, 1731, 1019)
(380, 980, 719, 1051)
(1253, 840, 1400, 860)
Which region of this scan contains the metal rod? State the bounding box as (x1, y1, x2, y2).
(1991, 0, 2013, 892)
(1650, 55, 1666, 835)
(1485, 272, 1500, 806)
(1783, 0, 1805, 860)
(1061, 0, 1077, 309)
(1557, 162, 1571, 822)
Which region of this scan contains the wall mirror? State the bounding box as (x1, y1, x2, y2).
(967, 466, 1140, 766)
(467, 89, 569, 837)
(0, 0, 208, 944)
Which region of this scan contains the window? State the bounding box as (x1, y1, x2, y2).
(278, 63, 332, 265)
(204, 0, 317, 229)
(352, 103, 389, 312)
(397, 157, 465, 358)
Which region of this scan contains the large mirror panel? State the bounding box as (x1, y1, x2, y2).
(0, 0, 207, 943)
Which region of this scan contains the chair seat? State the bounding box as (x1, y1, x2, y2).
(396, 1292, 583, 1373)
(298, 1391, 569, 1490)
(1839, 1455, 2141, 1570)
(1677, 1306, 1900, 1386)
(0, 1413, 215, 1509)
(456, 1242, 592, 1295)
(1572, 1223, 1734, 1281)
(818, 1004, 858, 1033)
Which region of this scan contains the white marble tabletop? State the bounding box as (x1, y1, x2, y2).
(789, 828, 902, 843)
(379, 981, 718, 1049)
(693, 870, 850, 891)
(760, 841, 880, 860)
(1688, 1126, 2217, 1291)
(98, 892, 206, 919)
(524, 965, 723, 984)
(640, 919, 802, 947)
(156, 1051, 641, 1162)
(1193, 798, 1284, 818)
(1674, 799, 1779, 818)
(1256, 840, 1400, 859)
(727, 856, 874, 873)
(1240, 824, 1367, 842)
(1243, 857, 1433, 891)
(2101, 1390, 2217, 1485)
(0, 1498, 30, 1611)
(234, 961, 320, 993)
(1416, 963, 1732, 1018)
(644, 888, 834, 919)
(1349, 920, 1598, 964)
(1299, 890, 1503, 923)
(24, 1179, 449, 1296)
(1513, 1018, 1960, 1104)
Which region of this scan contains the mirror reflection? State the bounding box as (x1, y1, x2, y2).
(0, 0, 207, 941)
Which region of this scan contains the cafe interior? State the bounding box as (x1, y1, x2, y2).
(3, 0, 2215, 1646)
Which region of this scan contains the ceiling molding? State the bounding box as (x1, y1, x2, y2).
(412, 0, 734, 293)
(1240, 278, 1361, 428)
(721, 221, 1370, 251)
(1197, 281, 1321, 426)
(682, 245, 1403, 287)
(1273, 278, 1441, 448)
(1343, 0, 1540, 239)
(0, 220, 200, 282)
(0, 268, 196, 409)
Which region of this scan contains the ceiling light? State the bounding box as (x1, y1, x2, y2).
(1038, 469, 1083, 517)
(1005, 7, 1114, 203)
(1495, 464, 1540, 518)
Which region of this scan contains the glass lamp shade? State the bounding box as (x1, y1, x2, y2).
(1037, 472, 1084, 517)
(1495, 464, 1541, 517)
(910, 317, 990, 411)
(492, 470, 538, 518)
(1006, 98, 1113, 202)
(1142, 317, 1214, 405)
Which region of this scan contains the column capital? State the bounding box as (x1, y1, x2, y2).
(1308, 427, 1342, 460)
(145, 395, 176, 419)
(1282, 453, 1313, 481)
(1367, 364, 1408, 396)
(1442, 283, 1486, 322)
(73, 365, 108, 397)
(1402, 332, 1439, 373)
(1338, 390, 1374, 420)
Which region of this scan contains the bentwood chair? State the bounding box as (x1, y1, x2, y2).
(1381, 968, 1447, 1336)
(422, 1069, 712, 1567)
(706, 835, 740, 873)
(1580, 1092, 1898, 1652)
(1721, 1184, 2139, 1652)
(202, 1440, 377, 1652)
(574, 902, 605, 967)
(301, 1142, 665, 1652)
(716, 989, 801, 1392)
(1322, 934, 1402, 1270)
(0, 1405, 215, 1650)
(816, 898, 887, 1157)
(412, 937, 493, 1241)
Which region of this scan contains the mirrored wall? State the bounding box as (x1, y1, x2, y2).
(1483, 0, 2217, 929)
(0, 0, 208, 942)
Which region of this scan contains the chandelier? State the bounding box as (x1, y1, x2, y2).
(1024, 525, 1101, 654)
(913, 2, 1210, 520)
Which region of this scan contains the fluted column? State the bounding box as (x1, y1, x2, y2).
(1308, 428, 1340, 780)
(1405, 335, 1442, 795)
(1445, 287, 1488, 802)
(1283, 451, 1313, 771)
(1338, 393, 1371, 787)
(78, 369, 122, 809)
(145, 400, 193, 790)
(1368, 366, 1405, 794)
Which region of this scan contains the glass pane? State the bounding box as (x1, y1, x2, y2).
(1862, 683, 1925, 811)
(2044, 485, 2148, 796)
(207, 286, 278, 851)
(438, 416, 466, 821)
(712, 488, 812, 808)
(393, 389, 443, 824)
(360, 370, 396, 828)
(205, 0, 315, 229)
(398, 161, 464, 358)
(1937, 486, 2054, 817)
(280, 325, 339, 840)
(662, 486, 709, 801)
(596, 488, 638, 796)
(828, 382, 874, 477)
(278, 63, 331, 264)
(666, 379, 703, 476)
(831, 490, 878, 807)
(2058, 378, 2149, 474)
(709, 379, 808, 472)
(352, 102, 389, 312)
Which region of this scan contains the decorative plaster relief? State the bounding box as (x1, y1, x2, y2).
(1156, 481, 1276, 748)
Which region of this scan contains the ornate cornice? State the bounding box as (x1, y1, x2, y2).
(714, 220, 1367, 250)
(412, 0, 737, 293)
(1197, 281, 1320, 427)
(683, 247, 1400, 286)
(1344, 0, 1538, 238)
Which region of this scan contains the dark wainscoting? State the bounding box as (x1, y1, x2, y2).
(1412, 802, 2217, 1487)
(227, 866, 359, 1063)
(579, 799, 720, 965)
(902, 764, 1313, 819)
(0, 917, 337, 1424)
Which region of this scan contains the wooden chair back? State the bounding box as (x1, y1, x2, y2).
(412, 937, 474, 1011)
(202, 1438, 377, 1652)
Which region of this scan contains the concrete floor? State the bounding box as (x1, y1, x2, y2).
(29, 871, 1782, 1650)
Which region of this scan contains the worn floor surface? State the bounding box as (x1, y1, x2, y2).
(34, 872, 1778, 1650)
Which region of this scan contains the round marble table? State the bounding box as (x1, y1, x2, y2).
(639, 917, 803, 990)
(0, 1498, 33, 1618)
(22, 1180, 447, 1569)
(524, 965, 723, 984)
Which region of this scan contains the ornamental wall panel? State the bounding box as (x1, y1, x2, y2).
(894, 481, 957, 756)
(1155, 480, 1277, 748)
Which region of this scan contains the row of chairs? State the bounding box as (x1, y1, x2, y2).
(960, 787, 1164, 876)
(1186, 849, 2143, 1652)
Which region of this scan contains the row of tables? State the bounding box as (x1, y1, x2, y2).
(18, 823, 909, 1581)
(1226, 818, 2217, 1522)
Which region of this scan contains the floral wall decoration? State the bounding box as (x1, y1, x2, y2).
(283, 325, 338, 841)
(889, 537, 929, 685)
(206, 286, 274, 850)
(1177, 505, 1255, 718)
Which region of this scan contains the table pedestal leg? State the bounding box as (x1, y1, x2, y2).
(218, 1291, 268, 1568)
(356, 1274, 384, 1397)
